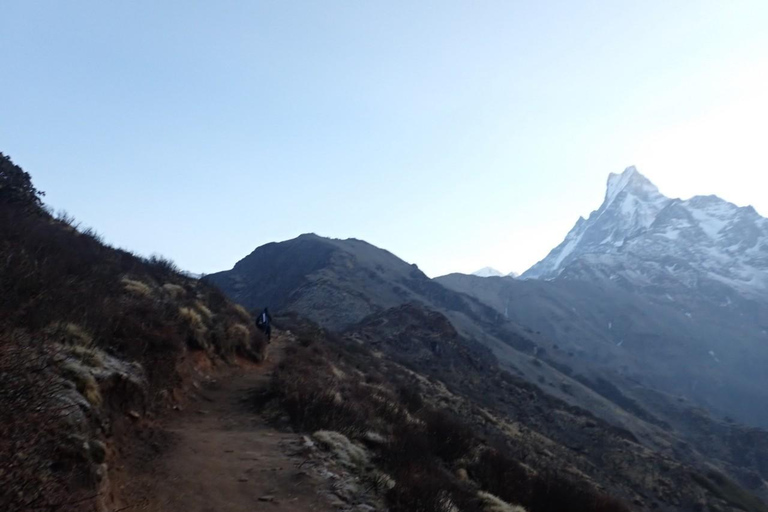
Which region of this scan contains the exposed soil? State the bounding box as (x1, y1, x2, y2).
(116, 335, 337, 512)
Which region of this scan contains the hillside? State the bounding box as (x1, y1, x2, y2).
(4, 151, 767, 512)
(439, 168, 768, 429)
(0, 154, 267, 512)
(208, 233, 768, 510)
(207, 233, 663, 428)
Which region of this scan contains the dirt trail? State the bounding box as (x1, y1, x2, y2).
(120, 335, 336, 512)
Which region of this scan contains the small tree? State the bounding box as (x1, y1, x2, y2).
(0, 152, 45, 211)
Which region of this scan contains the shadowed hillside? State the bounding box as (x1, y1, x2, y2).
(208, 234, 768, 510)
(0, 154, 266, 512)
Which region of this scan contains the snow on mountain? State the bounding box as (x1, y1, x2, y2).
(472, 267, 505, 277)
(523, 166, 768, 297)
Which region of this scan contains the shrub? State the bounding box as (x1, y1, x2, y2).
(195, 301, 214, 321)
(233, 303, 252, 323)
(162, 283, 186, 299)
(122, 277, 153, 297)
(471, 449, 532, 504)
(0, 152, 44, 212)
(0, 336, 98, 512)
(312, 430, 370, 468)
(470, 448, 631, 512)
(423, 410, 475, 463)
(145, 254, 180, 277)
(61, 362, 102, 407)
(278, 383, 369, 437)
(386, 464, 481, 512)
(45, 322, 94, 347)
(398, 384, 424, 413)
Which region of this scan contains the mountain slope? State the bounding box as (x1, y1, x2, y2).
(0, 154, 267, 512)
(210, 233, 768, 505)
(494, 167, 768, 427)
(208, 235, 654, 418)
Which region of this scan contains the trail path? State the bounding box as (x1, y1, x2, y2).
(121, 335, 335, 512)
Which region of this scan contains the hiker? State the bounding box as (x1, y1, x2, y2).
(256, 307, 272, 342)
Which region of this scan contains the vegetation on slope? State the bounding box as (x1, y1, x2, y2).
(0, 153, 266, 512)
(255, 315, 631, 512)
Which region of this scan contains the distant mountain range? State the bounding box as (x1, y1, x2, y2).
(206, 167, 768, 506)
(442, 167, 768, 428)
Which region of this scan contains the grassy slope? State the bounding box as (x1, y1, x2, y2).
(0, 155, 266, 512)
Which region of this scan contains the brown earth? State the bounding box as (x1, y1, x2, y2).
(115, 334, 337, 512)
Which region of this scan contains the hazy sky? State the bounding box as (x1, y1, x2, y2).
(2, 1, 767, 277)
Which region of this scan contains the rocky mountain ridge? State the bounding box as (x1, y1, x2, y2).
(523, 166, 768, 300)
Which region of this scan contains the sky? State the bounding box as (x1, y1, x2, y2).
(2, 1, 767, 277)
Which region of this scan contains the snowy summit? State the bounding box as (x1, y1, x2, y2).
(523, 166, 768, 297)
(472, 267, 505, 278)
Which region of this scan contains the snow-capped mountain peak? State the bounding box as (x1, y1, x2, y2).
(472, 267, 504, 277)
(522, 167, 768, 298)
(604, 166, 664, 209)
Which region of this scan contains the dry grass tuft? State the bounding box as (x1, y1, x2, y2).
(61, 362, 102, 407)
(195, 301, 214, 321)
(477, 492, 528, 512)
(313, 430, 370, 469)
(46, 322, 94, 346)
(67, 345, 105, 368)
(232, 303, 252, 323)
(162, 283, 186, 299)
(122, 277, 153, 297)
(179, 306, 205, 329)
(227, 323, 251, 351)
(179, 306, 208, 349)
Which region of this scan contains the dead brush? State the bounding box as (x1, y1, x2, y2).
(122, 277, 153, 298)
(178, 306, 209, 350)
(162, 283, 187, 300)
(0, 335, 100, 512)
(275, 380, 369, 437)
(469, 448, 631, 512)
(385, 463, 482, 512)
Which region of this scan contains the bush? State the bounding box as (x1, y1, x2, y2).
(470, 448, 630, 512)
(0, 152, 44, 212)
(0, 336, 97, 512)
(423, 410, 475, 463)
(398, 384, 424, 413)
(264, 312, 632, 512)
